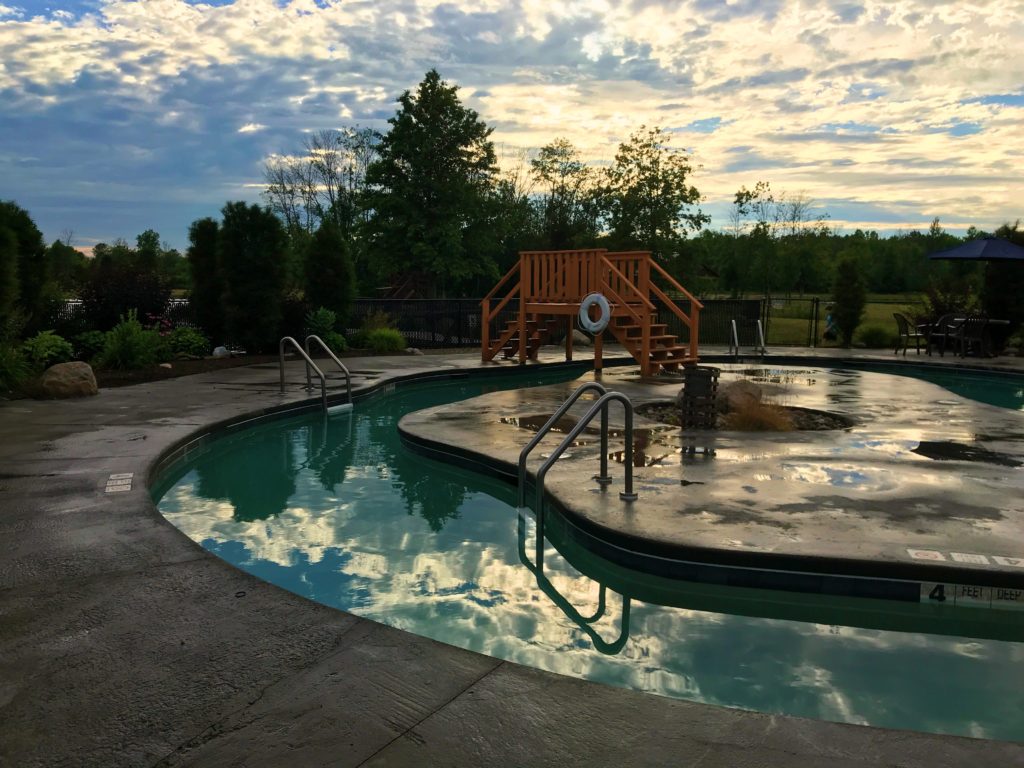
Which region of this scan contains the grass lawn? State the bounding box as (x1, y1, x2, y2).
(762, 294, 925, 347)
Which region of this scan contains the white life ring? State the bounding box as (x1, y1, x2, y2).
(578, 292, 611, 333)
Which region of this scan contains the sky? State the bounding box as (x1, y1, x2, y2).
(1, 0, 1022, 252)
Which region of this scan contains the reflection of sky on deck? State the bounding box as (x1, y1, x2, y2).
(158, 366, 1024, 741)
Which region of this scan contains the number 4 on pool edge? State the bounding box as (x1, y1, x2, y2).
(928, 584, 947, 602)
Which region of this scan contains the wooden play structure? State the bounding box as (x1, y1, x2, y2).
(481, 249, 703, 375)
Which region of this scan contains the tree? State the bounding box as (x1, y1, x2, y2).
(218, 201, 287, 352)
(0, 226, 18, 334)
(186, 217, 225, 343)
(530, 138, 598, 248)
(264, 127, 379, 237)
(46, 239, 88, 293)
(305, 222, 355, 324)
(599, 126, 707, 260)
(0, 201, 49, 329)
(832, 258, 866, 347)
(363, 69, 500, 295)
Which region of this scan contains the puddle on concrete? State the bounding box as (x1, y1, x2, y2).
(912, 441, 1023, 467)
(501, 415, 675, 467)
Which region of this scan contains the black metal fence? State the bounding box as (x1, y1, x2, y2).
(53, 295, 911, 349)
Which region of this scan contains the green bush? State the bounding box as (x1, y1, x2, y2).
(832, 259, 866, 347)
(305, 306, 348, 353)
(365, 328, 406, 353)
(73, 330, 107, 361)
(0, 343, 30, 394)
(305, 306, 337, 338)
(167, 327, 210, 358)
(21, 330, 74, 371)
(857, 326, 896, 349)
(96, 310, 162, 370)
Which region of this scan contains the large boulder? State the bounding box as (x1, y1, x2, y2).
(40, 362, 98, 398)
(714, 380, 762, 414)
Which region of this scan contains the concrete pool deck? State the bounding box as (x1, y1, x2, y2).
(400, 360, 1024, 598)
(2, 346, 1024, 766)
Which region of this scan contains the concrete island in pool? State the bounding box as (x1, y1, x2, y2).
(2, 347, 1024, 767)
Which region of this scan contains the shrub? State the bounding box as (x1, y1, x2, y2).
(721, 400, 794, 432)
(305, 306, 337, 338)
(167, 327, 210, 358)
(857, 326, 896, 349)
(73, 330, 107, 361)
(0, 342, 30, 394)
(305, 306, 348, 353)
(96, 310, 162, 370)
(21, 330, 74, 371)
(365, 327, 406, 354)
(832, 258, 866, 347)
(305, 223, 355, 326)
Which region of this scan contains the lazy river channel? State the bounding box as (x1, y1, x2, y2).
(154, 365, 1024, 742)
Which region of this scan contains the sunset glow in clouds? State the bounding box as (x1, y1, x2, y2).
(1, 0, 1021, 249)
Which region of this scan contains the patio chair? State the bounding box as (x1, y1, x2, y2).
(893, 312, 925, 355)
(953, 315, 990, 357)
(924, 314, 957, 356)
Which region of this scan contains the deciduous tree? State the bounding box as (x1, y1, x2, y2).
(599, 127, 707, 260)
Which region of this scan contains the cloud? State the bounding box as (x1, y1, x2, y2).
(0, 0, 1021, 246)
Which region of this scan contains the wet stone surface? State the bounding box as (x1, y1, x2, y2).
(400, 364, 1024, 582)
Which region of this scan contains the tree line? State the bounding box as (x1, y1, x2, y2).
(3, 68, 1021, 355)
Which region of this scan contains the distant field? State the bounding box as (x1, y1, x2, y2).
(758, 294, 926, 347)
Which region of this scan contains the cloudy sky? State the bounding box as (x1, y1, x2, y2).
(1, 0, 1022, 252)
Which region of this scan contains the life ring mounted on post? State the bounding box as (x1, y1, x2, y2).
(578, 292, 611, 334)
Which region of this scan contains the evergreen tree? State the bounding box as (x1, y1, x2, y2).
(0, 201, 49, 328)
(364, 69, 499, 295)
(186, 217, 225, 343)
(305, 222, 355, 325)
(832, 258, 866, 347)
(0, 226, 18, 333)
(218, 202, 287, 352)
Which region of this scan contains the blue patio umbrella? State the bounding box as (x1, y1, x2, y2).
(928, 237, 1024, 261)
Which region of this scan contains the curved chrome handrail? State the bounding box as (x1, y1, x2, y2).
(279, 336, 327, 411)
(533, 391, 636, 567)
(517, 381, 607, 507)
(304, 335, 352, 405)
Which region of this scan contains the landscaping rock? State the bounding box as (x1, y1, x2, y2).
(159, 363, 173, 369)
(212, 346, 229, 358)
(405, 347, 424, 355)
(715, 380, 762, 414)
(39, 362, 98, 398)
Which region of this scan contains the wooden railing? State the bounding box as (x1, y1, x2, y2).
(481, 248, 702, 364)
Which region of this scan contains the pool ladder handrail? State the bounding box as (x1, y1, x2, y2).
(534, 392, 637, 515)
(517, 381, 607, 508)
(729, 318, 766, 356)
(279, 336, 328, 411)
(304, 334, 352, 406)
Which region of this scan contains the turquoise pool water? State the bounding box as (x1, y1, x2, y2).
(156, 367, 1024, 741)
(893, 366, 1024, 411)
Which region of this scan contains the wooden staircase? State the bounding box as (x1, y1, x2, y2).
(481, 249, 703, 375)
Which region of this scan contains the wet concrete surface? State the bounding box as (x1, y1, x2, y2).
(400, 362, 1024, 588)
(2, 346, 1024, 765)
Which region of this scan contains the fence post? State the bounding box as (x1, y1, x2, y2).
(809, 297, 819, 347)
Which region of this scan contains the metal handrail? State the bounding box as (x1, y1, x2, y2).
(304, 335, 352, 405)
(517, 381, 607, 507)
(533, 392, 636, 567)
(279, 336, 328, 411)
(730, 319, 766, 355)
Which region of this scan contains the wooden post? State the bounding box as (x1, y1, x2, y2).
(481, 298, 490, 361)
(518, 255, 528, 364)
(594, 328, 603, 371)
(566, 316, 573, 361)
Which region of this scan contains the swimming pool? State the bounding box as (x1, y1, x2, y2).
(154, 366, 1024, 741)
